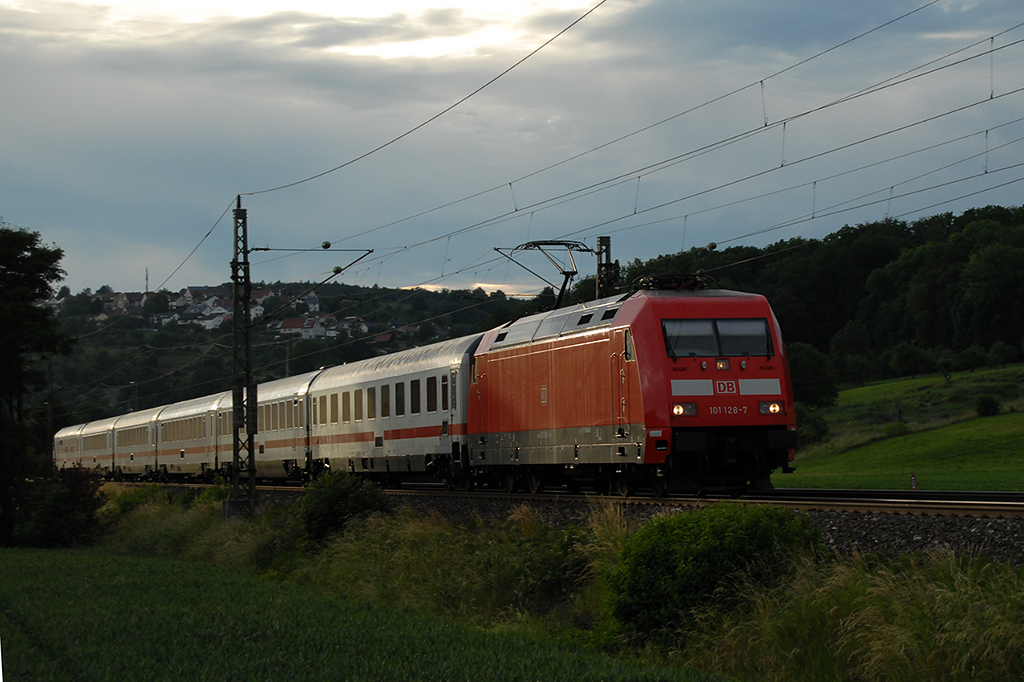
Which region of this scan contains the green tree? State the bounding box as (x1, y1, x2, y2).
(988, 340, 1017, 368)
(0, 221, 73, 544)
(888, 342, 934, 378)
(787, 342, 838, 408)
(142, 290, 171, 317)
(60, 289, 102, 317)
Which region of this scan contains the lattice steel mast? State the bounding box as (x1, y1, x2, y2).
(229, 195, 257, 512)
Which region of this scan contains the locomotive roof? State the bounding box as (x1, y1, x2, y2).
(483, 287, 770, 351)
(486, 292, 632, 350)
(642, 287, 766, 300)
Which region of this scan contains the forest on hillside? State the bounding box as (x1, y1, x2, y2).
(33, 204, 1024, 443)
(600, 204, 1024, 384)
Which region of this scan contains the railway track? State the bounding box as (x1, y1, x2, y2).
(747, 488, 1024, 518)
(381, 485, 1024, 519)
(152, 480, 1024, 519)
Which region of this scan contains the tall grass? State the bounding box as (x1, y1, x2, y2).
(292, 504, 585, 623)
(681, 551, 1024, 682)
(93, 485, 1024, 681)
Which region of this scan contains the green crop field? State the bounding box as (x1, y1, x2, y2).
(776, 364, 1024, 490)
(0, 549, 714, 682)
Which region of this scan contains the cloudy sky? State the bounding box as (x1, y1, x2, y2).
(2, 0, 1022, 297)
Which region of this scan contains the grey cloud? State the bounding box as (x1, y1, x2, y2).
(2, 0, 1022, 295)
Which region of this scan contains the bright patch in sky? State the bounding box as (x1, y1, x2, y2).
(331, 25, 520, 59)
(4, 0, 587, 56)
(7, 0, 585, 24)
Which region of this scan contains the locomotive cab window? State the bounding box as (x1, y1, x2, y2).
(662, 318, 773, 358)
(718, 319, 773, 356)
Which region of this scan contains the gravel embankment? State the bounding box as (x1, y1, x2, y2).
(393, 494, 1024, 563)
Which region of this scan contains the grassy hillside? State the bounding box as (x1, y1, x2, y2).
(778, 364, 1024, 490)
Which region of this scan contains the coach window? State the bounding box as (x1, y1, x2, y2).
(426, 376, 437, 413)
(342, 391, 352, 423)
(441, 375, 449, 411)
(354, 389, 363, 421)
(330, 393, 339, 424)
(273, 403, 280, 431)
(381, 384, 390, 418)
(411, 379, 421, 415)
(367, 387, 376, 420)
(320, 395, 328, 426)
(395, 382, 406, 417)
(288, 401, 295, 429)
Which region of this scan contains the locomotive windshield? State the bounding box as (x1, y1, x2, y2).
(662, 318, 773, 358)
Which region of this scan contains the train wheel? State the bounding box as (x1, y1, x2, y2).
(613, 473, 635, 497)
(527, 472, 544, 495)
(504, 471, 518, 494)
(649, 473, 668, 498)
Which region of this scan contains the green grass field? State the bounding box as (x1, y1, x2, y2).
(0, 548, 714, 682)
(776, 364, 1024, 490)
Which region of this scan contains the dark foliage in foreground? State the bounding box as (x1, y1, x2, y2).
(297, 471, 394, 546)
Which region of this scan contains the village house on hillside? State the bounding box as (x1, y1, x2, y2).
(55, 283, 457, 341)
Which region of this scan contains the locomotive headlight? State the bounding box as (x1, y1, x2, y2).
(759, 401, 784, 415)
(715, 359, 730, 370)
(672, 402, 698, 417)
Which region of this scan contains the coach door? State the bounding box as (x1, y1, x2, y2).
(611, 329, 630, 438)
(438, 370, 455, 450)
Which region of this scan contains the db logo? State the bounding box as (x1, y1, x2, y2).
(715, 380, 737, 395)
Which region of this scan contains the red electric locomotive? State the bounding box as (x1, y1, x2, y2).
(466, 275, 797, 495)
(55, 275, 796, 496)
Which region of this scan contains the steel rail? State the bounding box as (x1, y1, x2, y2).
(140, 482, 1024, 519)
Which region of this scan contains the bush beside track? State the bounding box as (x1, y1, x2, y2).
(5, 476, 1024, 681)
